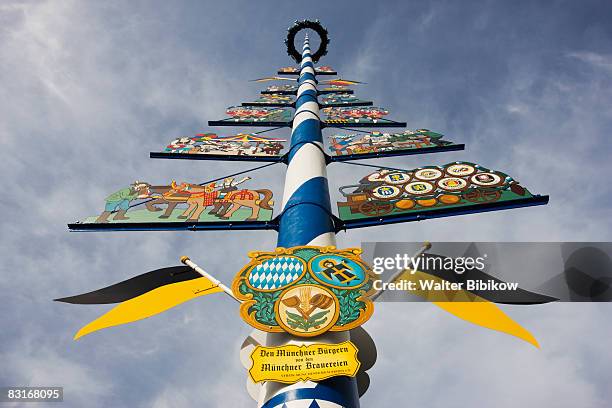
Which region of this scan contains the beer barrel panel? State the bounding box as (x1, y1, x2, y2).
(337, 161, 539, 221)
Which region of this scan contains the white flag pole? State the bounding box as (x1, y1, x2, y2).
(181, 256, 240, 303)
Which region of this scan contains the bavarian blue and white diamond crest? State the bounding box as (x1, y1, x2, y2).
(248, 256, 305, 290)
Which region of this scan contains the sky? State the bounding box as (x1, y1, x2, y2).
(1, 0, 612, 406)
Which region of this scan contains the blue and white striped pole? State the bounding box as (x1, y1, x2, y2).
(257, 35, 361, 408)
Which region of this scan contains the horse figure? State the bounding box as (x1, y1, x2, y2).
(215, 188, 274, 220)
(146, 181, 273, 221)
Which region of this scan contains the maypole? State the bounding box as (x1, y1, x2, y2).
(278, 35, 334, 248)
(59, 18, 551, 408)
(258, 35, 360, 408)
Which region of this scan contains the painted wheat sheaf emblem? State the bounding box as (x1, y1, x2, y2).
(276, 285, 339, 336)
(232, 246, 375, 337)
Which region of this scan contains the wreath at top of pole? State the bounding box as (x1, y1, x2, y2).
(285, 19, 330, 64)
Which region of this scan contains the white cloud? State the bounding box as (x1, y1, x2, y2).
(567, 51, 612, 73)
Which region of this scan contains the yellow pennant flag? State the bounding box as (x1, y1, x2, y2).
(432, 301, 539, 348)
(395, 270, 539, 348)
(74, 277, 222, 340)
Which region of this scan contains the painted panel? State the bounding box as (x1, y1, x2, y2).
(318, 84, 353, 94)
(319, 93, 372, 107)
(76, 178, 274, 224)
(323, 107, 389, 123)
(262, 84, 299, 94)
(277, 65, 337, 75)
(315, 66, 336, 74)
(261, 84, 354, 95)
(162, 132, 285, 157)
(242, 93, 372, 107)
(337, 162, 539, 221)
(242, 94, 295, 107)
(209, 106, 293, 126)
(328, 129, 458, 156)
